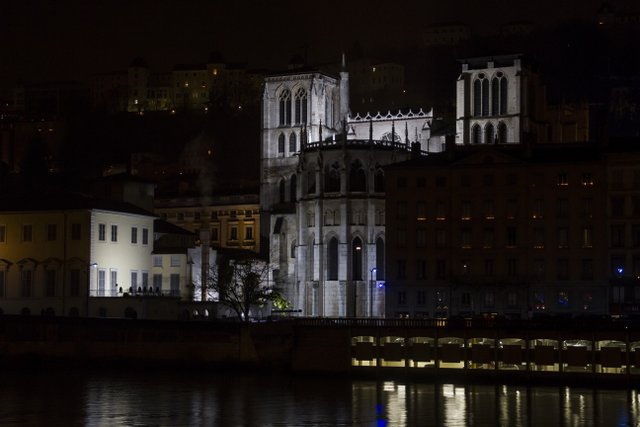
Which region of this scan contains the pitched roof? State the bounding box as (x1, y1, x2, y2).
(0, 192, 155, 217)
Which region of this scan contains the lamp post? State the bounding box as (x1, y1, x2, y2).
(369, 267, 377, 318)
(87, 262, 97, 317)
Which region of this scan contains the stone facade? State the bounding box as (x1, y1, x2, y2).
(261, 62, 433, 316)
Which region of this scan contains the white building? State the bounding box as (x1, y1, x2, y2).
(455, 54, 546, 146)
(0, 193, 155, 316)
(261, 57, 434, 316)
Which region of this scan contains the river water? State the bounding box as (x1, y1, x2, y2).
(0, 369, 637, 426)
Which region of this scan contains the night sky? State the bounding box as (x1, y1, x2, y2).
(1, 0, 630, 85)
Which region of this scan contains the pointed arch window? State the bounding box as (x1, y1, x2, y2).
(328, 237, 339, 280)
(290, 174, 297, 202)
(289, 132, 297, 153)
(473, 73, 490, 116)
(277, 133, 285, 154)
(491, 72, 508, 115)
(324, 162, 341, 193)
(307, 236, 315, 280)
(374, 166, 385, 193)
(307, 170, 316, 195)
(485, 123, 495, 144)
(349, 160, 367, 192)
(376, 237, 385, 280)
(279, 179, 285, 203)
(294, 88, 307, 124)
(497, 122, 507, 144)
(471, 124, 481, 144)
(352, 237, 363, 281)
(279, 89, 291, 126)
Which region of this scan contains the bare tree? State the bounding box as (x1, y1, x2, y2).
(207, 257, 286, 321)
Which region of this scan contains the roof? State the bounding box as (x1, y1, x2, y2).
(385, 142, 604, 170)
(153, 219, 194, 236)
(0, 192, 155, 217)
(265, 67, 338, 80)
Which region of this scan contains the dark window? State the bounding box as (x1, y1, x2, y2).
(472, 124, 481, 144)
(45, 270, 56, 297)
(294, 88, 307, 124)
(485, 123, 495, 144)
(21, 270, 32, 297)
(396, 260, 406, 280)
(131, 227, 138, 244)
(111, 225, 118, 242)
(374, 169, 385, 192)
(611, 224, 625, 248)
(327, 237, 339, 280)
(278, 133, 285, 154)
(289, 133, 297, 153)
(47, 224, 57, 241)
(71, 223, 81, 240)
(352, 237, 363, 280)
(497, 122, 507, 143)
(324, 163, 340, 192)
(142, 228, 149, 245)
(22, 225, 32, 242)
(506, 227, 517, 247)
(416, 259, 426, 280)
(436, 260, 446, 279)
(581, 259, 594, 280)
(279, 90, 291, 125)
(98, 224, 106, 241)
(611, 196, 624, 217)
(557, 259, 569, 280)
(349, 160, 366, 192)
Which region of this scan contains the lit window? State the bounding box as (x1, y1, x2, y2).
(557, 173, 568, 186)
(581, 173, 594, 186)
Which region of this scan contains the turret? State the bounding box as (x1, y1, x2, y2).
(339, 53, 350, 122)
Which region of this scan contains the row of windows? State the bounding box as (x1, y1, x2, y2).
(471, 121, 508, 144)
(473, 72, 508, 117)
(395, 198, 595, 222)
(324, 237, 385, 281)
(163, 209, 255, 221)
(395, 289, 520, 308)
(397, 226, 595, 249)
(306, 211, 385, 227)
(97, 224, 149, 245)
(277, 132, 304, 154)
(0, 223, 82, 243)
(395, 258, 599, 281)
(0, 268, 82, 298)
(278, 88, 308, 126)
(395, 172, 596, 189)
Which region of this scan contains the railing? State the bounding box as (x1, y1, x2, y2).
(303, 139, 416, 152)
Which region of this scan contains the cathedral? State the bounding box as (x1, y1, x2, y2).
(260, 56, 433, 317)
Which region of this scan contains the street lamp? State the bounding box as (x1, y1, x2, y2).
(87, 262, 97, 317)
(369, 267, 377, 318)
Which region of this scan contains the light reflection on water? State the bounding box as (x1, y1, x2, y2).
(0, 370, 637, 426)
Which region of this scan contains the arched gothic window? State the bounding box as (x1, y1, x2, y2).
(491, 72, 508, 115)
(485, 123, 495, 144)
(349, 160, 366, 192)
(307, 236, 315, 280)
(328, 237, 339, 280)
(278, 133, 285, 154)
(278, 179, 285, 203)
(294, 88, 307, 124)
(307, 170, 316, 194)
(374, 167, 385, 193)
(473, 74, 490, 116)
(290, 174, 297, 202)
(352, 237, 363, 281)
(497, 122, 507, 144)
(471, 124, 481, 144)
(279, 89, 291, 126)
(376, 237, 385, 280)
(324, 162, 341, 193)
(289, 132, 297, 153)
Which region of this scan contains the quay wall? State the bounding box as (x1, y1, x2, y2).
(2, 316, 640, 385)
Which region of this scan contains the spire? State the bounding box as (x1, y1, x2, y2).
(341, 52, 346, 71)
(391, 120, 396, 144)
(405, 122, 409, 146)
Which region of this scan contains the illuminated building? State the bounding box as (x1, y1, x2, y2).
(0, 193, 155, 317)
(261, 56, 435, 316)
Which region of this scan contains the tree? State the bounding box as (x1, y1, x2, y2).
(207, 257, 286, 321)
